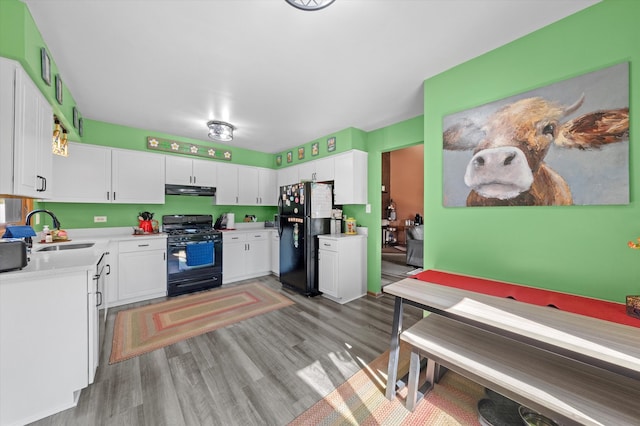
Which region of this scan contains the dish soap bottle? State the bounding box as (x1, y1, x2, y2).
(42, 225, 52, 243)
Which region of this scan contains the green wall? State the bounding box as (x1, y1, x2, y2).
(422, 0, 638, 303)
(364, 116, 424, 293)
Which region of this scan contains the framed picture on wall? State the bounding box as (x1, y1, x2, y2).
(78, 118, 84, 137)
(327, 137, 336, 152)
(276, 154, 282, 166)
(298, 147, 305, 160)
(72, 107, 79, 129)
(286, 151, 293, 163)
(40, 48, 51, 86)
(55, 74, 63, 104)
(442, 61, 629, 207)
(311, 142, 319, 156)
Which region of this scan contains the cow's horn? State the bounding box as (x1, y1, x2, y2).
(563, 93, 585, 117)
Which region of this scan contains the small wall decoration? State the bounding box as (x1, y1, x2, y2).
(287, 151, 293, 163)
(55, 74, 63, 104)
(298, 147, 305, 160)
(311, 142, 319, 156)
(276, 154, 282, 166)
(40, 48, 51, 86)
(78, 118, 84, 137)
(72, 107, 79, 129)
(147, 137, 232, 161)
(442, 62, 629, 207)
(327, 137, 336, 152)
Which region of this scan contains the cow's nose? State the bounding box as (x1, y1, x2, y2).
(464, 146, 534, 200)
(472, 151, 516, 168)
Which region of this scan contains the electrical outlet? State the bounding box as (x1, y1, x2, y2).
(94, 216, 107, 223)
(365, 204, 371, 213)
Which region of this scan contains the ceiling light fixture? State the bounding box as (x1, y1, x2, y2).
(207, 120, 235, 142)
(285, 0, 336, 11)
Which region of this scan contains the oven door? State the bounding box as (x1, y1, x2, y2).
(167, 237, 222, 296)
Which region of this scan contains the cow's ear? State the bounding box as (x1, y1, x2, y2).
(443, 118, 483, 151)
(556, 108, 629, 149)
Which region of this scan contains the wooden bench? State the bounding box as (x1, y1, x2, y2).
(401, 314, 640, 425)
(383, 276, 640, 425)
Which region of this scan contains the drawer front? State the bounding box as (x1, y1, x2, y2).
(119, 238, 166, 253)
(247, 231, 269, 241)
(223, 232, 247, 243)
(318, 238, 338, 252)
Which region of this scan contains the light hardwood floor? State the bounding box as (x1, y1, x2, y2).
(30, 275, 421, 426)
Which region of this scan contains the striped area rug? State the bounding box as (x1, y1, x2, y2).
(109, 282, 293, 364)
(289, 342, 484, 425)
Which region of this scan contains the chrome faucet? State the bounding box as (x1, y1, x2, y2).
(25, 209, 61, 247)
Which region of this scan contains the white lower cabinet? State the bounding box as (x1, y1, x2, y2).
(0, 270, 90, 426)
(222, 230, 271, 284)
(318, 234, 367, 304)
(115, 237, 167, 306)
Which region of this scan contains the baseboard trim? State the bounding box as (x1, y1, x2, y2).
(367, 290, 383, 298)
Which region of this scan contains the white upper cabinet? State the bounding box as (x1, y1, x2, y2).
(237, 165, 259, 205)
(215, 162, 240, 205)
(52, 142, 111, 203)
(216, 164, 277, 206)
(51, 143, 165, 204)
(258, 168, 277, 205)
(165, 156, 217, 187)
(297, 162, 315, 181)
(277, 165, 299, 189)
(313, 157, 335, 182)
(0, 57, 54, 198)
(111, 149, 165, 204)
(334, 149, 368, 205)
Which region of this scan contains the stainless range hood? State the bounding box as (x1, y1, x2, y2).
(165, 184, 216, 196)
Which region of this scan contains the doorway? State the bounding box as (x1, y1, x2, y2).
(381, 144, 424, 286)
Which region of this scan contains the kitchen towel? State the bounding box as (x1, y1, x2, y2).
(2, 225, 36, 239)
(185, 241, 214, 266)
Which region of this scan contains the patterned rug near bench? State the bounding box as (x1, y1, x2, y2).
(110, 282, 293, 364)
(289, 342, 484, 425)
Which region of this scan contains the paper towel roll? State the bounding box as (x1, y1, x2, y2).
(226, 213, 235, 229)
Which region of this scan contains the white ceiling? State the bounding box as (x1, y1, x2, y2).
(23, 0, 600, 154)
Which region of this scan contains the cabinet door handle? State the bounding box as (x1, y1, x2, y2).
(323, 243, 331, 247)
(193, 176, 196, 184)
(113, 192, 116, 201)
(107, 191, 110, 201)
(96, 291, 103, 307)
(36, 175, 45, 192)
(106, 264, 111, 275)
(138, 244, 149, 247)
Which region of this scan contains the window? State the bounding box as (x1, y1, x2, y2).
(0, 197, 33, 236)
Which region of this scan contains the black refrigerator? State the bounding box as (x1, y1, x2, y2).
(278, 182, 334, 296)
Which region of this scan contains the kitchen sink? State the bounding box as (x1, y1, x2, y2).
(36, 242, 95, 252)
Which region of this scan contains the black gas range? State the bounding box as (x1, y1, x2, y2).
(163, 214, 222, 297)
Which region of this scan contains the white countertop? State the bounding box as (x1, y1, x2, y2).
(0, 227, 167, 282)
(318, 233, 367, 240)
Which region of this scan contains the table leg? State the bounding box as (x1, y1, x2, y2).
(385, 296, 404, 400)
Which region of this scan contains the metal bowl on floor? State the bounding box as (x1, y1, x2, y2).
(518, 406, 559, 426)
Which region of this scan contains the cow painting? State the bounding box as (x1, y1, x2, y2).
(442, 62, 629, 207)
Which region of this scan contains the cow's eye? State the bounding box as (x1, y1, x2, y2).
(542, 123, 555, 136)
